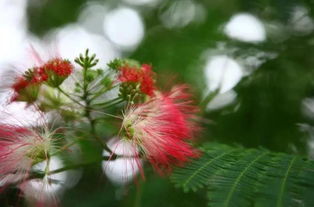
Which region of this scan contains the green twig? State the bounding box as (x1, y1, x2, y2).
(89, 84, 119, 101)
(200, 89, 219, 111)
(80, 63, 115, 154)
(48, 155, 117, 175)
(92, 98, 123, 108)
(57, 86, 85, 107)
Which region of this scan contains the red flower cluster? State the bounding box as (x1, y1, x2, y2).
(122, 85, 199, 173)
(39, 58, 73, 80)
(118, 64, 155, 96)
(11, 76, 41, 103)
(12, 77, 34, 92)
(11, 58, 73, 102)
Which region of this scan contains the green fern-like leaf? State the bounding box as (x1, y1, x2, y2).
(171, 143, 314, 207)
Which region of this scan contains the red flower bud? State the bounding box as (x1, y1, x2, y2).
(118, 64, 155, 97)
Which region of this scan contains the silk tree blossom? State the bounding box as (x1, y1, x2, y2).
(11, 76, 41, 103)
(38, 58, 74, 88)
(10, 48, 74, 103)
(0, 124, 53, 188)
(0, 49, 202, 205)
(11, 58, 73, 102)
(121, 85, 199, 173)
(118, 63, 155, 97)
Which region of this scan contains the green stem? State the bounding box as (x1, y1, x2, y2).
(81, 66, 114, 154)
(200, 89, 219, 111)
(44, 153, 51, 175)
(48, 155, 117, 175)
(134, 179, 143, 207)
(50, 139, 81, 156)
(92, 116, 114, 123)
(31, 155, 118, 178)
(92, 98, 123, 108)
(46, 154, 138, 175)
(57, 86, 85, 107)
(89, 84, 119, 101)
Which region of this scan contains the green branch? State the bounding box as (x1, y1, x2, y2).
(57, 86, 85, 107)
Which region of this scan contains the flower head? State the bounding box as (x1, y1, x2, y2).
(9, 45, 73, 103)
(11, 74, 42, 103)
(118, 63, 155, 100)
(121, 85, 199, 173)
(0, 125, 52, 187)
(39, 58, 73, 87)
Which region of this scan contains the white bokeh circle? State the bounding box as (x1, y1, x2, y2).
(102, 137, 141, 185)
(204, 55, 243, 93)
(103, 7, 144, 50)
(224, 13, 266, 43)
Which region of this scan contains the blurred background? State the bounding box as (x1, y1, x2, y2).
(1, 0, 314, 206)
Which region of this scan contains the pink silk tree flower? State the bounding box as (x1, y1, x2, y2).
(0, 124, 51, 188)
(121, 85, 200, 173)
